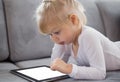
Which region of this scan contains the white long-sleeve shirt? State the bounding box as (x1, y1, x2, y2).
(51, 26, 120, 80)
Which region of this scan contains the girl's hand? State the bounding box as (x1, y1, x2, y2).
(50, 58, 72, 74)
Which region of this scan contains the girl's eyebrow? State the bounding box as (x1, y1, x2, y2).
(52, 28, 60, 33)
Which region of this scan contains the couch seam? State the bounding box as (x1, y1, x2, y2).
(95, 1, 107, 37)
(1, 0, 12, 61)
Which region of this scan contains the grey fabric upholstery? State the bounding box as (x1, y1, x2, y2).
(0, 72, 28, 82)
(3, 0, 54, 62)
(96, 1, 120, 41)
(78, 0, 106, 35)
(0, 62, 18, 71)
(0, 63, 27, 82)
(15, 58, 51, 68)
(0, 0, 9, 61)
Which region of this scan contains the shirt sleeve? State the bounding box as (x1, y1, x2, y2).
(69, 32, 106, 80)
(51, 44, 71, 63)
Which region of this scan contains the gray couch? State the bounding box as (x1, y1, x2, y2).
(0, 0, 120, 82)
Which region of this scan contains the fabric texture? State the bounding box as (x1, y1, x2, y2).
(0, 0, 9, 61)
(78, 0, 106, 35)
(3, 0, 54, 62)
(0, 72, 28, 82)
(0, 62, 18, 72)
(16, 58, 51, 68)
(96, 1, 120, 41)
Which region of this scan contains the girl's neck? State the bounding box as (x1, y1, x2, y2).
(72, 26, 82, 46)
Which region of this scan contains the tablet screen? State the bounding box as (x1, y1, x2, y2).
(18, 66, 66, 80)
(13, 66, 68, 81)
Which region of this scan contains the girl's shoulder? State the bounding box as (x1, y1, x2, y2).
(78, 26, 102, 42)
(81, 26, 99, 35)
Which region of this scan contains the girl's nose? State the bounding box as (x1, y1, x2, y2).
(50, 34, 59, 42)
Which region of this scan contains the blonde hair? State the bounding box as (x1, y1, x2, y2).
(36, 0, 87, 34)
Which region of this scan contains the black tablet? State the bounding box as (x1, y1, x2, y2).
(10, 65, 69, 82)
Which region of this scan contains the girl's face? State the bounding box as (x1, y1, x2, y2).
(48, 20, 79, 45)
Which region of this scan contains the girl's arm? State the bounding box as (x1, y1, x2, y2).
(69, 32, 106, 80)
(51, 44, 71, 63)
(50, 44, 72, 74)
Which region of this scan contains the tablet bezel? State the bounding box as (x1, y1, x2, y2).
(10, 65, 69, 82)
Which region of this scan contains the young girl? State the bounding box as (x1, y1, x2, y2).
(36, 0, 120, 80)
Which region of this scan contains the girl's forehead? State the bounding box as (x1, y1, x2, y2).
(48, 25, 61, 34)
(46, 20, 63, 32)
(44, 13, 69, 34)
(50, 25, 62, 32)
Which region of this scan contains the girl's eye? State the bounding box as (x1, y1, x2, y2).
(48, 31, 60, 37)
(54, 31, 60, 35)
(54, 32, 59, 34)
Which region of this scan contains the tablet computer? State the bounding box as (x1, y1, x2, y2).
(10, 65, 69, 82)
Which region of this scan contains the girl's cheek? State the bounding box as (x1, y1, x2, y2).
(50, 37, 54, 41)
(51, 37, 55, 42)
(50, 37, 58, 43)
(50, 36, 53, 41)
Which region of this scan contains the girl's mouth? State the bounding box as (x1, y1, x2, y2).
(58, 42, 65, 45)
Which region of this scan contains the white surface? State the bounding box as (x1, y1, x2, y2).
(18, 66, 66, 80)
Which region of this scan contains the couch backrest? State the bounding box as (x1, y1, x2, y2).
(2, 0, 120, 62)
(3, 0, 54, 62)
(79, 0, 120, 41)
(78, 0, 106, 35)
(96, 0, 120, 41)
(0, 0, 9, 61)
(2, 0, 108, 62)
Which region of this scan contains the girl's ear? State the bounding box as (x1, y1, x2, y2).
(68, 14, 79, 25)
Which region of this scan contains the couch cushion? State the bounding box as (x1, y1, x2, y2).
(3, 0, 54, 62)
(0, 0, 9, 61)
(0, 62, 19, 72)
(78, 0, 106, 35)
(15, 58, 51, 68)
(0, 72, 28, 82)
(96, 0, 120, 41)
